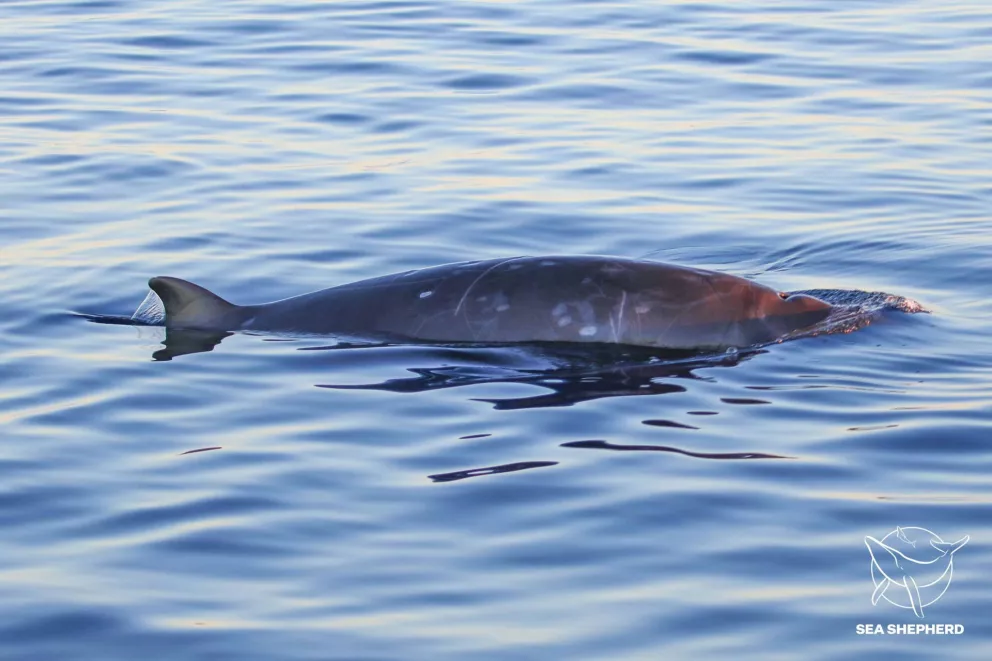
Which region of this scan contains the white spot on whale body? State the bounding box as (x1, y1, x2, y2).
(419, 290, 433, 299)
(496, 303, 510, 312)
(576, 300, 596, 323)
(635, 304, 651, 314)
(579, 325, 597, 337)
(557, 315, 572, 327)
(508, 264, 523, 270)
(551, 303, 568, 317)
(540, 260, 557, 266)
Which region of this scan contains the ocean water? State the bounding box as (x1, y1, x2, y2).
(2, 1, 991, 659)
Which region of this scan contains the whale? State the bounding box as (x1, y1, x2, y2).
(865, 527, 969, 618)
(144, 255, 834, 351)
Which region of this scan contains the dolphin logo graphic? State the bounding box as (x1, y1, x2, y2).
(865, 526, 968, 618)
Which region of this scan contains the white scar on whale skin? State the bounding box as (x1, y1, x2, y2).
(611, 290, 628, 343)
(453, 257, 521, 318)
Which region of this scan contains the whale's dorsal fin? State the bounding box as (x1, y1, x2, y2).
(149, 277, 240, 330)
(931, 535, 970, 557)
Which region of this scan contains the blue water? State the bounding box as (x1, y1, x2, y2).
(2, 1, 991, 659)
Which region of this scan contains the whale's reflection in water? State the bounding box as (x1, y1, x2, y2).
(156, 329, 233, 361)
(88, 321, 795, 480)
(314, 341, 757, 409)
(309, 342, 790, 480)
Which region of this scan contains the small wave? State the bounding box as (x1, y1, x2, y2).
(786, 289, 928, 340)
(71, 289, 164, 327)
(130, 290, 165, 325)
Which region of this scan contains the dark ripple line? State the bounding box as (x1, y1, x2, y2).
(562, 440, 790, 460)
(720, 397, 771, 405)
(428, 461, 558, 483)
(642, 419, 699, 430)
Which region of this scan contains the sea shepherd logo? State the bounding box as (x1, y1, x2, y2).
(865, 527, 968, 618)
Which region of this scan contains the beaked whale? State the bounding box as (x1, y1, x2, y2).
(147, 255, 834, 350)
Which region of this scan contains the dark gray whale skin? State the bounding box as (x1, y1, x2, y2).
(148, 255, 833, 350)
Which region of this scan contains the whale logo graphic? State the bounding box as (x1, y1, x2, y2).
(865, 526, 968, 618)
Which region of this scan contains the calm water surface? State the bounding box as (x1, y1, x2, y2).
(2, 1, 991, 659)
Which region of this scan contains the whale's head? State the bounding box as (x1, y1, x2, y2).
(747, 289, 833, 339)
(767, 292, 833, 319)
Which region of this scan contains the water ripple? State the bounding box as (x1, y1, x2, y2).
(1, 0, 991, 659)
